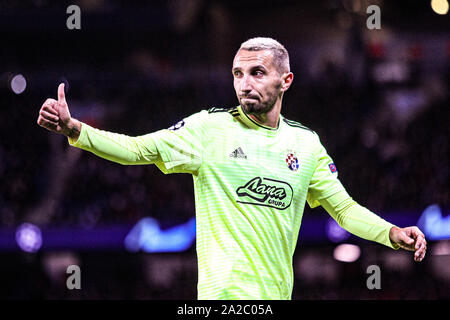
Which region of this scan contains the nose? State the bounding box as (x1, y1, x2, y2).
(239, 74, 252, 93)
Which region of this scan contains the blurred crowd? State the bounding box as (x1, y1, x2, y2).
(0, 39, 448, 229)
(2, 244, 449, 299)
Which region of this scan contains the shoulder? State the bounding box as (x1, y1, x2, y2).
(207, 106, 239, 119)
(207, 106, 232, 114)
(170, 107, 234, 129)
(282, 116, 316, 134)
(281, 116, 322, 149)
(203, 106, 237, 123)
(179, 107, 231, 121)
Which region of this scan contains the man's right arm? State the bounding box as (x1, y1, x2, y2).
(68, 121, 160, 165)
(38, 83, 204, 173)
(64, 118, 82, 142)
(37, 83, 160, 165)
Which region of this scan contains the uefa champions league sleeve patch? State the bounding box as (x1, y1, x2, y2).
(328, 163, 337, 173)
(168, 120, 185, 131)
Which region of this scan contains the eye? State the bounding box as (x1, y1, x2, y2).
(254, 70, 264, 77)
(233, 70, 243, 78)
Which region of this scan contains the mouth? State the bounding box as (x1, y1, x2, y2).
(241, 96, 259, 103)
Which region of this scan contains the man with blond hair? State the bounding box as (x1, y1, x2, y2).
(37, 37, 427, 300)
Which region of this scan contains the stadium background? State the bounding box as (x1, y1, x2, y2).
(0, 0, 449, 299)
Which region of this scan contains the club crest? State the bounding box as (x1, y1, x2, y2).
(285, 152, 299, 171)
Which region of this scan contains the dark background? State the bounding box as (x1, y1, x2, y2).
(0, 0, 449, 299)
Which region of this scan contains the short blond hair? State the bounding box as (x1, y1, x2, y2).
(238, 37, 290, 73)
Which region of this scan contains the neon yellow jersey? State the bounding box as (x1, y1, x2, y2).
(69, 105, 397, 300)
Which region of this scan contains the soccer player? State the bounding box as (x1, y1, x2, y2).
(37, 37, 427, 300)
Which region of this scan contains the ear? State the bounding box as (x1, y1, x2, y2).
(280, 72, 294, 92)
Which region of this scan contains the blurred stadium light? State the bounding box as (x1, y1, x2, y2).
(9, 74, 26, 94)
(417, 204, 450, 240)
(431, 0, 449, 15)
(432, 240, 450, 256)
(326, 217, 351, 242)
(333, 243, 361, 262)
(124, 217, 196, 253)
(42, 251, 80, 286)
(15, 223, 42, 253)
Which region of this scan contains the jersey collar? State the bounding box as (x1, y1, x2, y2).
(235, 105, 281, 132)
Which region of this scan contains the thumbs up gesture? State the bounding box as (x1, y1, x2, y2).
(37, 83, 81, 140)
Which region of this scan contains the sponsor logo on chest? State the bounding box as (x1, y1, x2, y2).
(236, 177, 293, 210)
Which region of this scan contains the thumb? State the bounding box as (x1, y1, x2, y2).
(56, 83, 71, 123)
(58, 83, 66, 103)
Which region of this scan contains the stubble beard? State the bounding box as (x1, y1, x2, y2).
(241, 91, 278, 116)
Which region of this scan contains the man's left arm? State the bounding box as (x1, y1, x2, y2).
(307, 133, 427, 261)
(319, 190, 427, 261)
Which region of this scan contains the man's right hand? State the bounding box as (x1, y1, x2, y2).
(37, 83, 81, 140)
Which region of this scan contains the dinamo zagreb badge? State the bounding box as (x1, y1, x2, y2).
(285, 151, 299, 171)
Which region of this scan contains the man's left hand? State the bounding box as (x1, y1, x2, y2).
(389, 226, 427, 262)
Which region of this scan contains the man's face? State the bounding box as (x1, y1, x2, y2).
(232, 49, 284, 115)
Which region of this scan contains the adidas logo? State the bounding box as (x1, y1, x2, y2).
(230, 147, 247, 159)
